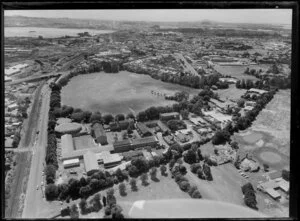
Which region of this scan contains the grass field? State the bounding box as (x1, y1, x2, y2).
(114, 171, 190, 217)
(215, 84, 247, 101)
(184, 163, 246, 206)
(213, 64, 270, 81)
(61, 71, 199, 115)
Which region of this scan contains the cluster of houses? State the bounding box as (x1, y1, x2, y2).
(5, 63, 29, 82)
(5, 96, 23, 148)
(57, 117, 162, 176)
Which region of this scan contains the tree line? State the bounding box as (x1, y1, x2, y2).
(137, 87, 219, 122)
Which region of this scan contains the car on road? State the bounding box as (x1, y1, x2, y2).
(42, 171, 44, 176)
(36, 185, 39, 190)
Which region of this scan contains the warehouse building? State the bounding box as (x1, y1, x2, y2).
(159, 112, 180, 121)
(83, 151, 99, 176)
(63, 158, 80, 169)
(61, 134, 75, 160)
(92, 122, 108, 145)
(96, 151, 122, 168)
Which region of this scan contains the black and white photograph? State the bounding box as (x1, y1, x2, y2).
(2, 2, 298, 219)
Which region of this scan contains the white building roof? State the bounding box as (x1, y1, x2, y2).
(278, 180, 289, 192)
(83, 151, 99, 173)
(266, 188, 281, 199)
(63, 158, 80, 166)
(61, 134, 74, 158)
(248, 88, 268, 95)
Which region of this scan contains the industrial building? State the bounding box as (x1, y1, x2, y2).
(83, 151, 99, 176)
(92, 122, 108, 145)
(96, 151, 122, 168)
(61, 134, 75, 160)
(159, 112, 180, 121)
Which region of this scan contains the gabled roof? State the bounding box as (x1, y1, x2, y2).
(83, 151, 99, 173)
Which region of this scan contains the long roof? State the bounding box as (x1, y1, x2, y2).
(157, 121, 170, 132)
(83, 151, 99, 172)
(93, 122, 106, 138)
(160, 112, 179, 117)
(61, 134, 74, 158)
(136, 122, 152, 135)
(132, 136, 158, 145)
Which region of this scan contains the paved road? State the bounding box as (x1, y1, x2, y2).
(6, 72, 61, 86)
(174, 53, 199, 76)
(22, 80, 52, 218)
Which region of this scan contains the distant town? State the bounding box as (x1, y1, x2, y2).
(4, 13, 291, 219)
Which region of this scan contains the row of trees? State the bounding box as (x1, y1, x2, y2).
(190, 162, 213, 181)
(137, 87, 219, 122)
(241, 183, 258, 210)
(213, 90, 276, 145)
(45, 83, 62, 186)
(170, 159, 202, 198)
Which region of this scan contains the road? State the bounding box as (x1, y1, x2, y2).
(19, 82, 45, 148)
(6, 72, 61, 86)
(22, 80, 52, 218)
(174, 53, 199, 76)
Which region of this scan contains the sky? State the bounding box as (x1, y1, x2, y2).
(5, 9, 292, 25)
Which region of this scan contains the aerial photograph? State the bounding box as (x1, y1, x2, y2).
(3, 8, 292, 219)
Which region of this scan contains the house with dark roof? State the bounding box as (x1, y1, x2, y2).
(113, 136, 159, 153)
(92, 122, 107, 145)
(136, 122, 152, 137)
(113, 139, 132, 153)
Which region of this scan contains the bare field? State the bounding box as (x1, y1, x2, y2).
(251, 90, 290, 157)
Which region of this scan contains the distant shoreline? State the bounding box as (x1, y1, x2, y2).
(4, 25, 117, 31)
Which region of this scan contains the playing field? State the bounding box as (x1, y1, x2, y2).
(61, 71, 199, 115)
(213, 64, 270, 81)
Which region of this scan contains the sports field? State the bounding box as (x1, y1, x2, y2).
(61, 71, 199, 115)
(213, 64, 270, 81)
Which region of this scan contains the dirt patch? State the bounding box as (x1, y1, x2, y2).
(256, 140, 264, 147)
(259, 151, 282, 164)
(244, 145, 259, 151)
